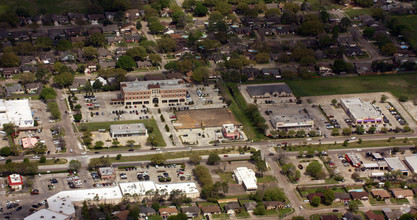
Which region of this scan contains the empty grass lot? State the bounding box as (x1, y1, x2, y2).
(286, 73, 417, 100)
(79, 119, 166, 147)
(344, 7, 375, 19)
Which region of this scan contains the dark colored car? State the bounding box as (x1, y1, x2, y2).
(128, 149, 134, 151)
(16, 206, 22, 211)
(298, 164, 303, 169)
(30, 189, 39, 195)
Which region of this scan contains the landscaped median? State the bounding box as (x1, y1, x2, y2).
(78, 119, 166, 147)
(281, 137, 417, 152)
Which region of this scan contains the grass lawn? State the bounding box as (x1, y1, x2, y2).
(368, 197, 386, 205)
(390, 198, 409, 204)
(211, 213, 229, 219)
(236, 210, 250, 218)
(278, 208, 294, 217)
(216, 171, 236, 184)
(257, 175, 276, 183)
(0, 0, 89, 15)
(79, 119, 166, 147)
(286, 73, 417, 100)
(391, 15, 417, 50)
(148, 215, 162, 220)
(344, 7, 375, 19)
(283, 137, 417, 151)
(34, 159, 67, 166)
(311, 213, 342, 220)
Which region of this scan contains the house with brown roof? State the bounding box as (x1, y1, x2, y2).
(334, 193, 351, 202)
(350, 191, 369, 200)
(263, 201, 285, 210)
(365, 210, 385, 220)
(371, 189, 390, 200)
(200, 205, 222, 215)
(113, 210, 129, 220)
(321, 214, 340, 220)
(391, 188, 414, 199)
(159, 207, 178, 218)
(307, 193, 324, 202)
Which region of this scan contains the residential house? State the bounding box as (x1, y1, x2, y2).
(69, 78, 87, 92)
(68, 13, 86, 24)
(99, 60, 116, 69)
(334, 193, 351, 202)
(174, 48, 191, 58)
(321, 215, 339, 220)
(391, 188, 414, 199)
(263, 201, 285, 210)
(137, 61, 153, 68)
(261, 68, 280, 78)
(350, 191, 369, 200)
(181, 206, 200, 218)
(242, 67, 262, 80)
(21, 65, 38, 73)
(87, 27, 102, 36)
(139, 206, 156, 217)
(104, 12, 117, 21)
(25, 83, 42, 94)
(224, 202, 241, 214)
(120, 23, 137, 34)
(85, 62, 97, 74)
(30, 30, 47, 40)
(200, 205, 222, 215)
(107, 36, 123, 45)
(97, 48, 112, 59)
(88, 14, 105, 24)
(48, 28, 66, 39)
(243, 201, 257, 212)
(126, 9, 140, 20)
(113, 210, 129, 220)
(2, 67, 20, 78)
(102, 24, 119, 34)
(307, 193, 324, 202)
(365, 210, 385, 220)
(20, 56, 37, 65)
(159, 207, 178, 218)
(51, 14, 69, 26)
(5, 84, 24, 96)
(207, 54, 224, 64)
(338, 35, 356, 47)
(279, 65, 298, 75)
(354, 62, 372, 74)
(343, 212, 363, 220)
(60, 52, 76, 62)
(382, 208, 402, 220)
(345, 46, 363, 57)
(65, 26, 82, 37)
(71, 36, 87, 43)
(39, 52, 56, 64)
(371, 189, 391, 200)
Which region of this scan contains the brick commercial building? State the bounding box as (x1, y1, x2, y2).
(8, 174, 23, 191)
(120, 79, 186, 106)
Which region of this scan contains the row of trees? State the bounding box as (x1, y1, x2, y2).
(193, 165, 229, 201)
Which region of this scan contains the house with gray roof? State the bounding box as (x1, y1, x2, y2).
(5, 84, 24, 96)
(246, 84, 293, 98)
(181, 206, 200, 218)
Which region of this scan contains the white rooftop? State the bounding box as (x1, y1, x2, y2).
(121, 79, 185, 92)
(8, 174, 22, 184)
(385, 157, 409, 171)
(119, 181, 199, 196)
(0, 99, 33, 128)
(233, 167, 258, 190)
(47, 186, 122, 216)
(155, 182, 199, 195)
(405, 156, 417, 173)
(340, 98, 382, 120)
(24, 208, 69, 220)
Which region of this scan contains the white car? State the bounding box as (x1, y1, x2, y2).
(306, 138, 312, 141)
(350, 137, 357, 140)
(81, 152, 87, 155)
(0, 157, 5, 160)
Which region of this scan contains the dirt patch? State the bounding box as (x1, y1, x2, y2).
(175, 108, 240, 129)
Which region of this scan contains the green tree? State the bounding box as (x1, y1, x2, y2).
(192, 66, 209, 82)
(342, 127, 352, 136)
(56, 39, 73, 51)
(298, 20, 324, 36)
(148, 18, 164, 34)
(207, 152, 221, 165)
(0, 147, 11, 156)
(92, 79, 103, 90)
(151, 154, 167, 165)
(255, 52, 270, 64)
(382, 42, 397, 55)
(35, 67, 51, 82)
(323, 189, 335, 205)
(53, 72, 74, 87)
(0, 53, 20, 67)
(381, 94, 387, 103)
(39, 156, 46, 163)
(83, 46, 98, 60)
(253, 203, 266, 215)
(189, 152, 202, 165)
(116, 56, 136, 71)
(116, 154, 122, 160)
(292, 216, 306, 220)
(149, 54, 162, 66)
(306, 160, 323, 178)
(356, 126, 365, 135)
(349, 201, 359, 211)
(20, 72, 36, 84)
(89, 33, 106, 47)
(35, 37, 53, 51)
(3, 123, 16, 136)
(39, 87, 57, 100)
(157, 36, 177, 53)
(194, 3, 208, 16)
(126, 46, 148, 61)
(311, 196, 320, 206)
(69, 160, 82, 171)
(363, 27, 376, 39)
(331, 128, 340, 136)
(265, 8, 281, 17)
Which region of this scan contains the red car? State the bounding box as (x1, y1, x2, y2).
(30, 189, 39, 195)
(298, 164, 303, 169)
(224, 155, 229, 157)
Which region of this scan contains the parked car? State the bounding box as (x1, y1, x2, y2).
(30, 189, 39, 195)
(298, 164, 303, 169)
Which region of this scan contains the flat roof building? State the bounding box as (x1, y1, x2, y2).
(0, 99, 34, 128)
(340, 98, 382, 124)
(345, 153, 361, 168)
(24, 208, 70, 220)
(385, 157, 409, 176)
(20, 137, 38, 149)
(222, 124, 240, 140)
(118, 181, 199, 198)
(8, 174, 23, 191)
(120, 79, 186, 105)
(270, 114, 314, 130)
(404, 156, 417, 174)
(98, 167, 115, 180)
(110, 123, 147, 138)
(233, 167, 258, 191)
